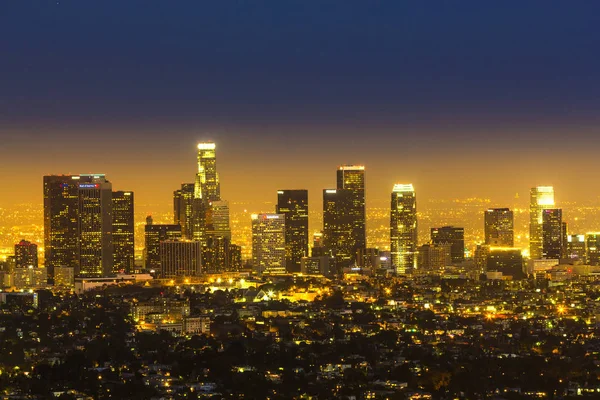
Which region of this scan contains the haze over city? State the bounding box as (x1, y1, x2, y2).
(3, 2, 600, 209)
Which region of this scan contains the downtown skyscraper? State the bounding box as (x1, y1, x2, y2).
(390, 184, 417, 275)
(542, 208, 563, 259)
(195, 142, 220, 202)
(252, 213, 286, 274)
(529, 186, 555, 259)
(112, 191, 135, 273)
(323, 165, 366, 270)
(337, 165, 366, 257)
(276, 190, 309, 273)
(484, 208, 514, 247)
(44, 174, 115, 278)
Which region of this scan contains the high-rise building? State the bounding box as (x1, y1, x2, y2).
(43, 175, 80, 279)
(322, 188, 354, 269)
(416, 243, 452, 272)
(160, 240, 202, 278)
(276, 190, 309, 273)
(173, 183, 195, 239)
(202, 236, 240, 273)
(206, 200, 231, 240)
(542, 209, 563, 259)
(431, 226, 465, 263)
(484, 208, 514, 247)
(586, 233, 600, 266)
(566, 234, 586, 262)
(44, 174, 114, 278)
(14, 240, 38, 269)
(251, 213, 286, 274)
(112, 191, 134, 273)
(390, 184, 417, 274)
(529, 186, 555, 259)
(196, 142, 220, 202)
(336, 165, 366, 263)
(144, 218, 182, 271)
(486, 248, 524, 279)
(77, 175, 113, 277)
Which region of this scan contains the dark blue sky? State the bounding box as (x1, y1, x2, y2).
(2, 1, 600, 207)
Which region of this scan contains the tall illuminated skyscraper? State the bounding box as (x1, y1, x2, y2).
(276, 190, 309, 273)
(174, 183, 195, 239)
(44, 175, 80, 279)
(206, 200, 231, 240)
(196, 142, 220, 201)
(529, 186, 555, 259)
(44, 174, 114, 278)
(77, 175, 113, 277)
(336, 165, 366, 260)
(484, 208, 514, 247)
(390, 184, 417, 274)
(252, 213, 286, 274)
(323, 188, 354, 269)
(542, 208, 563, 259)
(112, 191, 135, 273)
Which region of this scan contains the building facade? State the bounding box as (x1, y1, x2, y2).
(276, 190, 309, 273)
(431, 226, 465, 263)
(529, 186, 555, 259)
(144, 217, 182, 271)
(542, 208, 563, 259)
(14, 240, 38, 269)
(336, 165, 366, 263)
(112, 191, 135, 273)
(159, 240, 202, 278)
(390, 184, 417, 274)
(484, 208, 514, 247)
(252, 214, 286, 274)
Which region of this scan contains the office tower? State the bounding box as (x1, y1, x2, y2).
(322, 188, 354, 269)
(144, 219, 182, 271)
(487, 248, 524, 279)
(586, 233, 600, 266)
(202, 236, 240, 273)
(431, 226, 465, 263)
(484, 208, 514, 247)
(542, 209, 563, 259)
(474, 244, 490, 273)
(159, 240, 202, 278)
(174, 183, 195, 239)
(45, 174, 114, 278)
(251, 214, 286, 274)
(112, 191, 135, 273)
(43, 175, 80, 279)
(390, 184, 417, 274)
(417, 243, 452, 272)
(229, 244, 242, 271)
(14, 240, 38, 268)
(206, 200, 232, 239)
(196, 142, 220, 201)
(276, 190, 309, 273)
(566, 234, 586, 262)
(529, 186, 555, 259)
(77, 175, 113, 277)
(336, 165, 366, 261)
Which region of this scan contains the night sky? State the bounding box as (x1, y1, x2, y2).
(2, 1, 600, 209)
